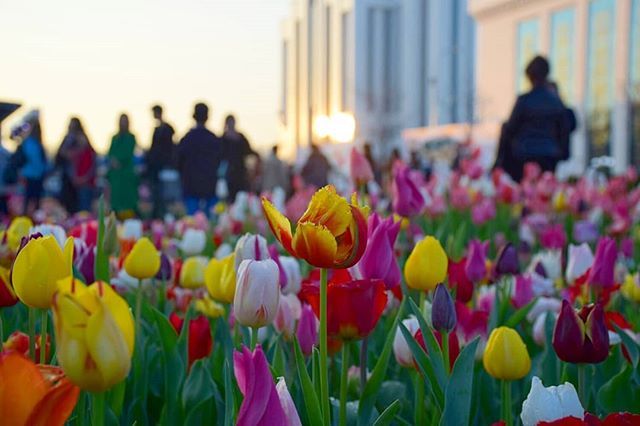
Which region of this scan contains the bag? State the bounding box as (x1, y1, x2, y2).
(512, 137, 562, 161)
(3, 145, 26, 184)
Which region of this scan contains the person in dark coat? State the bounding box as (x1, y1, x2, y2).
(495, 56, 570, 182)
(146, 105, 175, 218)
(221, 114, 259, 201)
(177, 103, 222, 215)
(301, 143, 331, 188)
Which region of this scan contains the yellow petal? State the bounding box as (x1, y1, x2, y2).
(261, 197, 294, 255)
(404, 236, 448, 292)
(7, 216, 33, 251)
(299, 186, 352, 237)
(53, 292, 91, 340)
(180, 257, 207, 289)
(482, 327, 531, 380)
(88, 282, 135, 355)
(56, 333, 104, 392)
(12, 238, 56, 308)
(292, 222, 338, 268)
(124, 238, 160, 280)
(195, 297, 225, 318)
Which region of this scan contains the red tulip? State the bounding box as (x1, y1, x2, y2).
(552, 300, 609, 364)
(0, 267, 17, 307)
(169, 313, 213, 369)
(2, 331, 51, 363)
(447, 258, 473, 303)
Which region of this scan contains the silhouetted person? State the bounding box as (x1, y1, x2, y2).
(107, 114, 138, 217)
(262, 145, 290, 193)
(177, 103, 222, 215)
(146, 105, 175, 218)
(363, 142, 381, 184)
(301, 144, 330, 188)
(495, 55, 569, 181)
(57, 117, 96, 213)
(548, 81, 577, 161)
(16, 111, 47, 215)
(222, 114, 258, 201)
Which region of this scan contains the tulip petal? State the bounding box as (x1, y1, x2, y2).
(12, 238, 55, 309)
(27, 378, 79, 426)
(89, 282, 135, 355)
(0, 352, 49, 425)
(262, 198, 295, 255)
(298, 186, 352, 237)
(292, 223, 338, 269)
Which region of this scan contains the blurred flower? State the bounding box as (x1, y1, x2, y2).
(234, 233, 270, 271)
(572, 220, 599, 244)
(0, 351, 79, 426)
(233, 259, 280, 328)
(414, 328, 460, 371)
(155, 252, 173, 281)
(205, 254, 237, 303)
(296, 303, 318, 357)
(12, 235, 74, 309)
(215, 242, 233, 259)
(393, 316, 420, 368)
(494, 243, 519, 277)
(6, 216, 34, 251)
(53, 281, 134, 392)
(2, 331, 50, 362)
(262, 185, 368, 269)
(447, 258, 473, 303)
(194, 295, 225, 319)
(620, 237, 634, 259)
(552, 300, 609, 364)
(404, 236, 448, 292)
(520, 376, 584, 426)
(30, 224, 66, 247)
(73, 240, 95, 284)
(279, 256, 302, 295)
(179, 256, 207, 289)
(621, 273, 640, 302)
(540, 224, 567, 250)
(483, 326, 531, 380)
(124, 237, 161, 280)
(275, 377, 303, 426)
(432, 284, 456, 332)
(471, 197, 496, 225)
(465, 240, 489, 283)
(512, 275, 534, 309)
(179, 228, 207, 256)
(391, 165, 425, 217)
(121, 218, 143, 240)
(529, 250, 562, 282)
(169, 313, 213, 369)
(350, 147, 374, 186)
(0, 266, 17, 307)
(588, 237, 617, 289)
(274, 293, 302, 340)
(566, 244, 594, 285)
(358, 213, 402, 289)
(233, 345, 288, 426)
(455, 302, 489, 342)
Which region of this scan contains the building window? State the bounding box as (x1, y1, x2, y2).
(341, 11, 351, 111)
(550, 8, 576, 105)
(586, 0, 615, 158)
(631, 0, 640, 164)
(516, 19, 540, 93)
(282, 40, 288, 125)
(382, 8, 400, 113)
(366, 7, 376, 111)
(326, 6, 332, 115)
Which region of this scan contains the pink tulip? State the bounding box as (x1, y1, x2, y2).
(455, 301, 488, 342)
(296, 303, 318, 356)
(539, 224, 566, 250)
(471, 198, 496, 225)
(357, 213, 401, 289)
(275, 378, 302, 426)
(465, 239, 488, 283)
(234, 345, 288, 426)
(391, 165, 424, 217)
(512, 274, 534, 308)
(274, 293, 301, 340)
(350, 147, 374, 186)
(588, 237, 617, 289)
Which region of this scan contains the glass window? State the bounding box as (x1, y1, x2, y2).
(516, 19, 540, 93)
(586, 0, 615, 158)
(550, 8, 576, 105)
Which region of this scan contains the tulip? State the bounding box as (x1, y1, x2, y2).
(465, 240, 488, 283)
(179, 228, 206, 256)
(494, 243, 519, 277)
(124, 237, 161, 280)
(233, 259, 280, 328)
(520, 377, 584, 426)
(483, 327, 531, 380)
(279, 256, 302, 295)
(404, 236, 448, 292)
(620, 237, 634, 259)
(552, 300, 609, 364)
(205, 254, 237, 303)
(73, 240, 96, 284)
(539, 224, 567, 250)
(391, 165, 424, 217)
(30, 224, 66, 247)
(303, 278, 387, 340)
(358, 213, 402, 289)
(3, 331, 50, 363)
(414, 328, 460, 371)
(275, 377, 303, 426)
(0, 266, 17, 307)
(12, 235, 74, 309)
(121, 218, 143, 240)
(262, 185, 368, 269)
(233, 345, 288, 426)
(169, 313, 213, 369)
(0, 351, 79, 425)
(296, 303, 318, 356)
(447, 258, 474, 303)
(234, 233, 269, 271)
(269, 244, 288, 289)
(432, 284, 456, 333)
(566, 244, 594, 285)
(455, 302, 489, 342)
(156, 252, 173, 281)
(350, 147, 374, 186)
(588, 237, 617, 289)
(6, 216, 33, 251)
(572, 220, 599, 244)
(274, 293, 302, 339)
(393, 316, 420, 367)
(621, 273, 640, 302)
(512, 275, 534, 309)
(179, 256, 207, 289)
(471, 197, 496, 225)
(52, 281, 134, 392)
(194, 295, 225, 318)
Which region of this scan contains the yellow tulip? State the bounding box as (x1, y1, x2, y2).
(53, 281, 134, 392)
(483, 326, 531, 380)
(180, 257, 207, 289)
(124, 237, 160, 279)
(205, 254, 236, 303)
(12, 235, 74, 309)
(7, 216, 34, 251)
(404, 236, 448, 291)
(195, 296, 225, 318)
(622, 274, 640, 302)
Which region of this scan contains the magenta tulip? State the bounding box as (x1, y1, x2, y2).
(358, 213, 402, 289)
(350, 147, 374, 186)
(465, 239, 488, 283)
(588, 237, 617, 289)
(391, 166, 424, 217)
(296, 303, 318, 356)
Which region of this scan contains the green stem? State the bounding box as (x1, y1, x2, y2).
(76, 392, 86, 426)
(40, 309, 48, 364)
(578, 364, 587, 409)
(360, 337, 368, 393)
(28, 307, 36, 361)
(339, 344, 349, 426)
(0, 309, 4, 346)
(319, 268, 330, 424)
(91, 392, 105, 426)
(441, 330, 449, 375)
(418, 291, 426, 316)
(251, 327, 258, 350)
(502, 380, 512, 426)
(134, 280, 143, 352)
(414, 372, 424, 426)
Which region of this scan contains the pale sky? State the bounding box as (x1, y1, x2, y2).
(0, 0, 289, 154)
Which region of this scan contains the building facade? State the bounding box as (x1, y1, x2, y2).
(470, 0, 640, 172)
(278, 0, 475, 162)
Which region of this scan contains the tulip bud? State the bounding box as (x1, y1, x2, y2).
(465, 240, 488, 283)
(233, 259, 280, 328)
(169, 313, 213, 369)
(483, 326, 531, 380)
(156, 252, 173, 281)
(297, 303, 318, 356)
(274, 293, 302, 340)
(124, 237, 161, 280)
(404, 236, 448, 292)
(552, 300, 609, 364)
(179, 257, 207, 289)
(234, 233, 269, 271)
(205, 254, 236, 303)
(179, 228, 207, 257)
(431, 284, 456, 333)
(393, 316, 420, 368)
(194, 295, 225, 318)
(494, 243, 519, 277)
(588, 237, 617, 288)
(520, 376, 584, 426)
(391, 166, 425, 217)
(358, 213, 402, 290)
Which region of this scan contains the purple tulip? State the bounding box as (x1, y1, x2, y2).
(358, 213, 402, 289)
(155, 252, 173, 281)
(234, 345, 288, 426)
(588, 237, 617, 288)
(391, 166, 424, 217)
(552, 300, 609, 364)
(296, 304, 318, 357)
(494, 243, 519, 277)
(465, 240, 488, 283)
(620, 237, 634, 260)
(512, 274, 534, 308)
(431, 283, 456, 332)
(572, 220, 599, 244)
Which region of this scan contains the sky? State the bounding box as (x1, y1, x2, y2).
(0, 0, 289, 154)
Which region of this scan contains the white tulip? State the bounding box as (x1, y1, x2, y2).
(233, 259, 280, 328)
(393, 316, 420, 367)
(279, 256, 302, 295)
(122, 219, 143, 240)
(521, 376, 584, 426)
(234, 233, 269, 270)
(566, 243, 594, 284)
(180, 228, 207, 256)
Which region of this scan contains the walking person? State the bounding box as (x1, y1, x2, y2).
(301, 143, 331, 188)
(261, 145, 290, 194)
(71, 125, 97, 212)
(16, 111, 47, 215)
(177, 103, 222, 215)
(107, 113, 138, 218)
(146, 104, 175, 218)
(56, 117, 94, 213)
(221, 114, 259, 201)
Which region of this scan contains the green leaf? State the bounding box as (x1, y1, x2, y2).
(184, 397, 216, 425)
(293, 338, 324, 426)
(107, 380, 126, 418)
(223, 360, 235, 426)
(614, 325, 640, 368)
(272, 340, 286, 379)
(182, 360, 217, 413)
(597, 364, 640, 412)
(357, 300, 405, 426)
(505, 299, 536, 328)
(94, 196, 110, 282)
(439, 338, 480, 426)
(372, 400, 401, 426)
